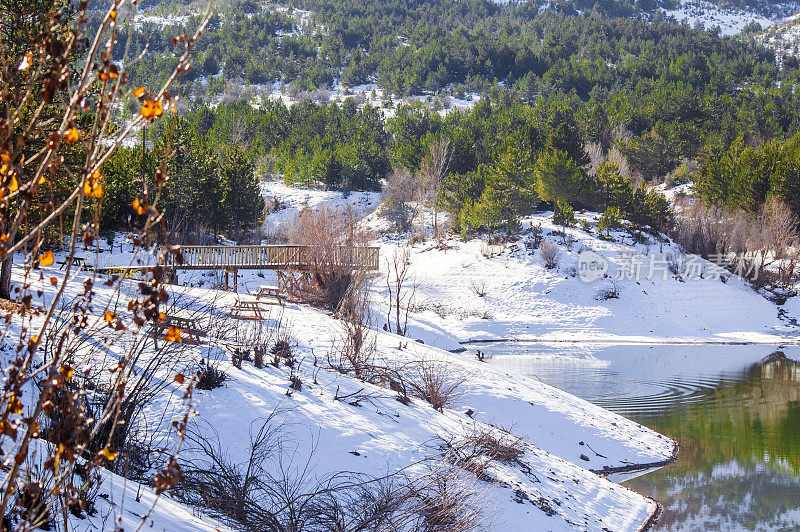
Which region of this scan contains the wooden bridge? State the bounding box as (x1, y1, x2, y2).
(165, 244, 380, 271)
(99, 245, 380, 290)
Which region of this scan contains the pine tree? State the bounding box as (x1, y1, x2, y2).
(534, 149, 584, 208)
(219, 146, 265, 240)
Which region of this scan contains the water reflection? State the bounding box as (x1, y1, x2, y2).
(481, 343, 800, 531)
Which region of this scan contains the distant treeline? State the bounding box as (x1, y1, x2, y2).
(114, 3, 791, 99)
(83, 0, 800, 238)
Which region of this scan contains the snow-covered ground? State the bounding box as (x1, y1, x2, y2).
(758, 12, 800, 63)
(17, 179, 800, 530)
(257, 180, 800, 351)
(7, 254, 674, 531)
(662, 0, 776, 35)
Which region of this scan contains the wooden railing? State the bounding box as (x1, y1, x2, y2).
(163, 245, 380, 271)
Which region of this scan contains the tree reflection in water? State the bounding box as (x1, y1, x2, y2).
(625, 352, 800, 531)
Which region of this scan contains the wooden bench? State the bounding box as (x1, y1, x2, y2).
(150, 315, 206, 345)
(254, 285, 284, 306)
(229, 299, 273, 320)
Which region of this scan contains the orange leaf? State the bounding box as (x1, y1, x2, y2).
(174, 373, 185, 384)
(84, 172, 104, 199)
(64, 128, 79, 144)
(108, 9, 116, 21)
(140, 99, 163, 119)
(50, 277, 58, 286)
(59, 365, 73, 380)
(134, 86, 146, 98)
(101, 447, 118, 461)
(99, 72, 109, 82)
(104, 311, 116, 322)
(165, 326, 182, 343)
(8, 176, 18, 192)
(39, 250, 54, 267)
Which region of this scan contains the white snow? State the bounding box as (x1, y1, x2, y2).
(255, 181, 800, 350)
(662, 0, 775, 35)
(15, 178, 799, 531)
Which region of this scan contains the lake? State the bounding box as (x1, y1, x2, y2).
(479, 342, 800, 531)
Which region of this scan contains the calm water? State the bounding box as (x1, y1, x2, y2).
(479, 343, 800, 532)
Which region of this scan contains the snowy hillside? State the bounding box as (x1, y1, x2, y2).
(758, 12, 800, 62)
(17, 179, 800, 531)
(11, 252, 674, 530)
(662, 0, 776, 35)
(258, 180, 800, 351)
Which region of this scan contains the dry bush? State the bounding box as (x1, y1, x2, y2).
(469, 280, 486, 297)
(539, 241, 560, 269)
(406, 463, 483, 532)
(386, 246, 415, 335)
(464, 428, 525, 465)
(418, 138, 452, 241)
(196, 360, 227, 390)
(673, 198, 800, 288)
(328, 272, 376, 380)
(177, 411, 484, 532)
(607, 147, 634, 180)
(285, 205, 374, 310)
(595, 280, 620, 300)
(236, 318, 276, 369)
(407, 359, 466, 412)
(443, 425, 526, 482)
(480, 243, 502, 258)
(381, 168, 418, 233)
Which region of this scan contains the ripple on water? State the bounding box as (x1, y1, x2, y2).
(590, 374, 745, 417)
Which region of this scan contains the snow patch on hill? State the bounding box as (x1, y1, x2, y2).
(662, 0, 775, 35)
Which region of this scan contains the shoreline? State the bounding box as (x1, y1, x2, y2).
(459, 337, 800, 346)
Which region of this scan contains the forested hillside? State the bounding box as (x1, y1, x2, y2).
(87, 0, 800, 241)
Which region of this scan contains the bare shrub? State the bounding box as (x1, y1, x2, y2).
(328, 272, 375, 380)
(382, 168, 418, 233)
(443, 425, 526, 481)
(196, 360, 228, 390)
(607, 146, 634, 180)
(469, 280, 486, 297)
(285, 205, 373, 310)
(595, 280, 620, 300)
(406, 463, 483, 532)
(673, 198, 800, 288)
(418, 138, 452, 241)
(176, 412, 484, 532)
(465, 428, 525, 464)
(480, 243, 501, 258)
(407, 360, 466, 412)
(386, 246, 415, 335)
(539, 241, 560, 269)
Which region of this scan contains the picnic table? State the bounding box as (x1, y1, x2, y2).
(150, 315, 206, 345)
(57, 256, 86, 270)
(254, 285, 284, 306)
(229, 299, 273, 320)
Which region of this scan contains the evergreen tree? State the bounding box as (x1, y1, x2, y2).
(219, 146, 265, 240)
(534, 149, 585, 208)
